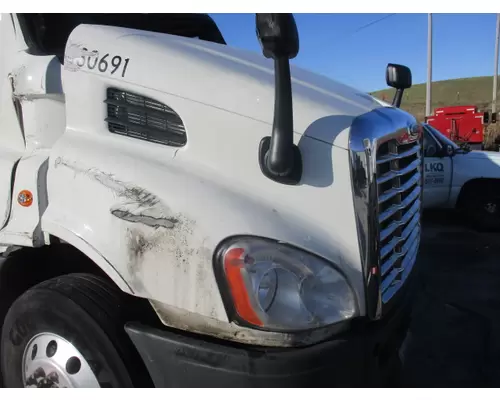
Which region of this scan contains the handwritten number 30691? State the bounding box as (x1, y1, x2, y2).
(77, 54, 130, 77)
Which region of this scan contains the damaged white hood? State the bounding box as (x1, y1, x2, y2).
(65, 24, 390, 148)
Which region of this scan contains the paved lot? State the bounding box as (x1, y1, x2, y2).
(401, 211, 500, 387)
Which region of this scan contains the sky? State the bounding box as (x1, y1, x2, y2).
(210, 13, 498, 93)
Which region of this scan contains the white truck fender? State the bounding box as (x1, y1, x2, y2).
(41, 217, 134, 294)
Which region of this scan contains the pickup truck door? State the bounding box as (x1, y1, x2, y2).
(422, 128, 453, 208)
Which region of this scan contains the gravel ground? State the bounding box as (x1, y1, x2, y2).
(400, 211, 500, 387)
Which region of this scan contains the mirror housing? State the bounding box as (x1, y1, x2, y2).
(256, 14, 299, 60)
(256, 13, 302, 185)
(386, 63, 412, 108)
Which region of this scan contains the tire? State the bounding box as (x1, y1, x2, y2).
(0, 273, 152, 388)
(461, 182, 500, 232)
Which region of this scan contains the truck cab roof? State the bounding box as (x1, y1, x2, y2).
(16, 13, 226, 63)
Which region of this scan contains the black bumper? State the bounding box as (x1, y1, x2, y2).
(125, 293, 412, 388)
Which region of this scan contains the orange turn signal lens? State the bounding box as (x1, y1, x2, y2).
(223, 247, 263, 327)
(18, 190, 33, 207)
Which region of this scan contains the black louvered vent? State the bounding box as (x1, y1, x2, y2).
(105, 88, 187, 147)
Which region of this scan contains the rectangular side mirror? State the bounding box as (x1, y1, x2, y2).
(256, 14, 299, 60)
(386, 63, 412, 90)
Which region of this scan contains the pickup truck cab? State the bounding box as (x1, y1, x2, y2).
(422, 123, 500, 230)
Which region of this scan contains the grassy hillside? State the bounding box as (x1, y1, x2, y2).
(370, 76, 500, 149)
(370, 76, 498, 122)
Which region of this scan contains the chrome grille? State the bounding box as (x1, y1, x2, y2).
(376, 134, 422, 304)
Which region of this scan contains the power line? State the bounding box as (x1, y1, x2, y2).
(330, 13, 398, 43)
(352, 13, 397, 34)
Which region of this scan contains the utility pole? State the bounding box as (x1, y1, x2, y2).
(426, 13, 433, 117)
(493, 13, 500, 115)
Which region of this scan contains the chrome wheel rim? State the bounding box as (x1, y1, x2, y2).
(22, 332, 100, 388)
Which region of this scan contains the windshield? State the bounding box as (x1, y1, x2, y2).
(18, 13, 226, 62)
(424, 123, 460, 150)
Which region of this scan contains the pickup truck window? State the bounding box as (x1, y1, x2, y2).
(423, 128, 442, 157)
(17, 13, 226, 63)
(425, 123, 460, 151)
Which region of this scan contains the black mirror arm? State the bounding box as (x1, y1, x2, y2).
(259, 56, 302, 184)
(266, 56, 294, 175)
(392, 88, 403, 108)
(256, 13, 302, 185)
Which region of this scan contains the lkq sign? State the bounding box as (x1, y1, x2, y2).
(425, 162, 444, 173)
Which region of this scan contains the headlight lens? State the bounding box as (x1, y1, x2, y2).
(216, 237, 357, 331)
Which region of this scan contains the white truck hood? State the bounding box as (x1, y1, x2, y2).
(66, 24, 392, 148)
(454, 150, 500, 179)
(467, 150, 500, 163)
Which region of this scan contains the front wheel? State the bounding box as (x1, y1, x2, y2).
(461, 183, 500, 232)
(1, 273, 151, 388)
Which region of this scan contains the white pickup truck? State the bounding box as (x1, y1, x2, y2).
(0, 13, 423, 388)
(422, 123, 500, 230)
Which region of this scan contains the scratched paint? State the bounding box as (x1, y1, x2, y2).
(55, 157, 179, 230)
(110, 206, 178, 229)
(54, 157, 224, 321)
(55, 157, 161, 207)
(64, 42, 99, 72)
(51, 156, 358, 346)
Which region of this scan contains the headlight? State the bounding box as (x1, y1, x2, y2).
(215, 237, 358, 331)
